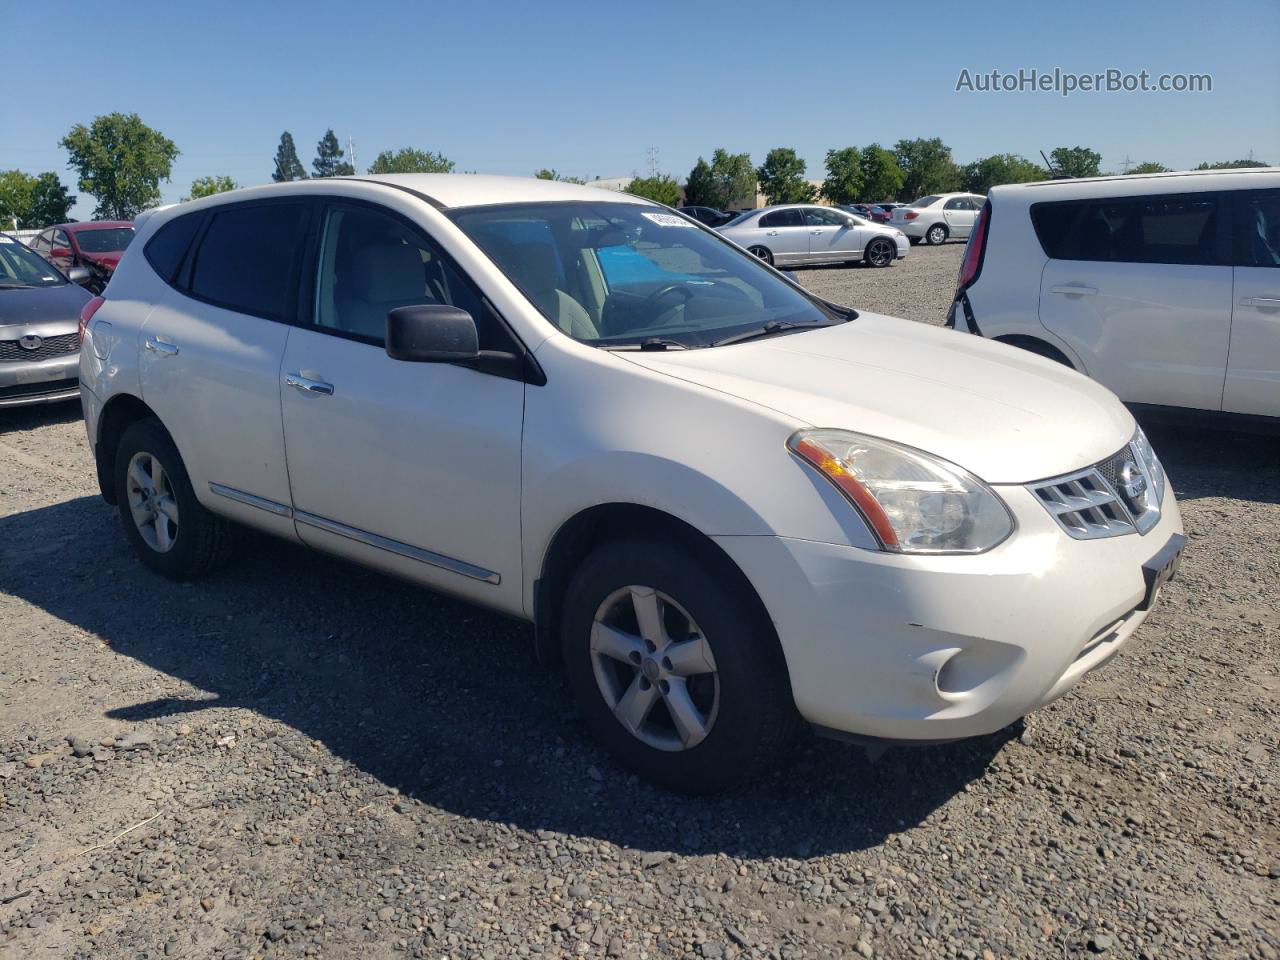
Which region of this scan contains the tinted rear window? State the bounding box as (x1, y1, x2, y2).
(190, 202, 306, 318)
(759, 208, 804, 228)
(144, 213, 203, 283)
(1031, 193, 1226, 266)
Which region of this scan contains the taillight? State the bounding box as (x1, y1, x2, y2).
(902, 210, 918, 220)
(956, 201, 991, 295)
(79, 296, 105, 343)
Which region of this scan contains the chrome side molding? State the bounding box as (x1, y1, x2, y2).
(209, 482, 293, 517)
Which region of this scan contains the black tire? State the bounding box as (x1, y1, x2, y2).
(561, 538, 800, 793)
(925, 223, 949, 245)
(863, 237, 896, 268)
(908, 237, 921, 246)
(114, 417, 234, 581)
(747, 245, 774, 266)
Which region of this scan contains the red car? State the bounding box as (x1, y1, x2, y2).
(28, 221, 135, 293)
(869, 203, 905, 223)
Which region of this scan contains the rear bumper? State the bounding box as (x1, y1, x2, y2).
(714, 479, 1184, 742)
(0, 354, 80, 408)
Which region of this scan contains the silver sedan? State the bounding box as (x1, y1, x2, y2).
(717, 205, 909, 268)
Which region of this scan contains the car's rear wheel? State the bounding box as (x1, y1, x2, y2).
(926, 223, 949, 245)
(864, 237, 896, 267)
(747, 245, 774, 266)
(561, 539, 799, 793)
(115, 418, 233, 580)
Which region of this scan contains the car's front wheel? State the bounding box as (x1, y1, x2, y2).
(115, 417, 234, 581)
(561, 539, 799, 793)
(926, 223, 949, 245)
(747, 245, 774, 266)
(864, 237, 896, 267)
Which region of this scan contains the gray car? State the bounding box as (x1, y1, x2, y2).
(717, 204, 909, 268)
(0, 234, 92, 408)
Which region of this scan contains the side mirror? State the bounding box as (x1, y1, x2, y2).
(67, 266, 92, 286)
(386, 304, 479, 363)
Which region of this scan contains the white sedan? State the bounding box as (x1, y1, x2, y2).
(718, 204, 909, 267)
(80, 174, 1183, 793)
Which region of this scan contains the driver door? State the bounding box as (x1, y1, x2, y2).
(279, 199, 526, 612)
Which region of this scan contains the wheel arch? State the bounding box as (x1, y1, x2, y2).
(94, 393, 160, 505)
(992, 334, 1076, 369)
(532, 502, 770, 665)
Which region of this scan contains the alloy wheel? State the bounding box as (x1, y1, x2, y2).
(589, 585, 719, 752)
(748, 246, 773, 266)
(125, 451, 180, 553)
(928, 225, 946, 244)
(867, 238, 894, 266)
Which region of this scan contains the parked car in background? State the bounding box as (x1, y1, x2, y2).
(719, 204, 907, 267)
(80, 174, 1182, 792)
(839, 203, 877, 220)
(28, 221, 135, 293)
(890, 193, 985, 245)
(950, 167, 1280, 422)
(869, 203, 905, 223)
(678, 205, 735, 227)
(0, 233, 92, 408)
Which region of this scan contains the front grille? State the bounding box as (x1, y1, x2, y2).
(0, 377, 78, 400)
(0, 333, 80, 362)
(1029, 445, 1160, 540)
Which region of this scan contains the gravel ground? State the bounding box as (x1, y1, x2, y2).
(1, 244, 1277, 960)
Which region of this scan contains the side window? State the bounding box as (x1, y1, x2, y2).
(1237, 191, 1280, 267)
(1032, 194, 1225, 266)
(804, 208, 849, 227)
(189, 202, 306, 319)
(761, 209, 804, 228)
(144, 212, 204, 284)
(312, 203, 495, 347)
(29, 233, 49, 254)
(53, 230, 72, 251)
(944, 198, 966, 211)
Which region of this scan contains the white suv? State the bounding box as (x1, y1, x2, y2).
(950, 168, 1280, 422)
(80, 174, 1184, 792)
(890, 193, 986, 245)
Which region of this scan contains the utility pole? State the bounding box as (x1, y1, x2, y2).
(1119, 156, 1133, 174)
(646, 146, 659, 178)
(347, 137, 358, 173)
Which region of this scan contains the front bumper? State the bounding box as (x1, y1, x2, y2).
(714, 478, 1184, 742)
(0, 353, 80, 408)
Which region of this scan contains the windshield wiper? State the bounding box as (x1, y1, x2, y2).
(603, 337, 692, 351)
(710, 320, 827, 348)
(0, 283, 37, 289)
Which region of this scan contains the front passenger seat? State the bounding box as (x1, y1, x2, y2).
(508, 243, 599, 340)
(336, 242, 434, 339)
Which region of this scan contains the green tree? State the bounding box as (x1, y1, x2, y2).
(1129, 161, 1171, 174)
(313, 129, 354, 178)
(369, 148, 454, 174)
(0, 171, 36, 229)
(683, 158, 716, 207)
(702, 149, 756, 210)
(28, 173, 76, 226)
(272, 132, 307, 181)
(184, 175, 238, 202)
(60, 113, 179, 219)
(624, 174, 681, 206)
(533, 168, 586, 184)
(960, 154, 1043, 194)
(1048, 146, 1102, 178)
(757, 148, 814, 205)
(859, 144, 906, 202)
(820, 147, 863, 205)
(894, 138, 960, 199)
(1195, 158, 1268, 169)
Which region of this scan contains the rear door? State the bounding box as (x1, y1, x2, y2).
(943, 197, 977, 238)
(757, 208, 810, 264)
(138, 200, 306, 540)
(804, 207, 864, 261)
(1225, 189, 1280, 416)
(1036, 191, 1233, 411)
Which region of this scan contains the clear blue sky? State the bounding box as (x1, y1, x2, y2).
(4, 0, 1277, 219)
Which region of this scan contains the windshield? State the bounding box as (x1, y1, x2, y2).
(450, 202, 846, 348)
(0, 236, 66, 288)
(74, 227, 134, 253)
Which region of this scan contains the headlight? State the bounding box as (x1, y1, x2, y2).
(1130, 426, 1166, 508)
(788, 429, 1014, 554)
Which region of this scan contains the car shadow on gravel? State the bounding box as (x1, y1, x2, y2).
(1139, 419, 1280, 505)
(0, 402, 83, 434)
(2, 494, 1020, 859)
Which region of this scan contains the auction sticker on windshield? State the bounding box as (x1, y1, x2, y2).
(642, 212, 696, 227)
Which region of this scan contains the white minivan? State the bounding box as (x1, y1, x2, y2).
(80, 175, 1184, 792)
(949, 168, 1280, 422)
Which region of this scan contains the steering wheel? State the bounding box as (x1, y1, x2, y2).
(641, 283, 695, 310)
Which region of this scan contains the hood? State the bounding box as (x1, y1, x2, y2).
(81, 251, 122, 270)
(620, 314, 1134, 484)
(0, 282, 92, 331)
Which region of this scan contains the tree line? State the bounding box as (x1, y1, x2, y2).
(0, 112, 1271, 229)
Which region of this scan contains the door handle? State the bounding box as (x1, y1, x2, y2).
(1240, 296, 1280, 307)
(144, 336, 179, 357)
(810, 230, 824, 235)
(765, 230, 779, 237)
(1050, 285, 1098, 297)
(285, 373, 335, 396)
